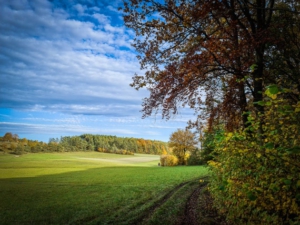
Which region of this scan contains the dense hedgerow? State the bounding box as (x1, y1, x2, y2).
(209, 87, 300, 224)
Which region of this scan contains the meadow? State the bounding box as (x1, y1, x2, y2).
(0, 152, 209, 225)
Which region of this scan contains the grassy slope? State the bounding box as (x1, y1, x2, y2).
(0, 152, 208, 225)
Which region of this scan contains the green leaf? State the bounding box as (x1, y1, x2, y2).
(270, 185, 280, 192)
(218, 185, 225, 191)
(264, 142, 274, 149)
(283, 105, 292, 111)
(267, 85, 279, 95)
(250, 64, 258, 72)
(247, 115, 254, 121)
(270, 130, 278, 135)
(286, 147, 300, 154)
(255, 101, 265, 106)
(283, 179, 292, 185)
(265, 101, 272, 106)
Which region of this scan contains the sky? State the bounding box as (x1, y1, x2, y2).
(0, 0, 195, 143)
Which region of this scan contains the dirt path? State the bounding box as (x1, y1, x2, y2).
(181, 183, 205, 225)
(180, 182, 228, 225)
(132, 178, 218, 225)
(131, 181, 190, 225)
(107, 178, 227, 225)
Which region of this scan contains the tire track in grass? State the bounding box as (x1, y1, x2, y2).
(181, 182, 207, 225)
(72, 181, 190, 225)
(75, 177, 209, 225)
(130, 177, 209, 225)
(180, 177, 228, 225)
(114, 181, 191, 225)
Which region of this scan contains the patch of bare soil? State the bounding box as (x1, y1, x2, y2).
(181, 183, 205, 225)
(181, 182, 228, 225)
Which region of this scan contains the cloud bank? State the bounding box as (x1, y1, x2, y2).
(0, 0, 193, 142)
(0, 0, 143, 116)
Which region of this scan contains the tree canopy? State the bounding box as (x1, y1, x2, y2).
(169, 129, 197, 165)
(123, 0, 300, 131)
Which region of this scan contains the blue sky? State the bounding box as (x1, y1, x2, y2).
(0, 0, 194, 143)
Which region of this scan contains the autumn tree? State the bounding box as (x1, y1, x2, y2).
(123, 1, 299, 222)
(3, 132, 15, 142)
(123, 0, 300, 133)
(169, 129, 197, 165)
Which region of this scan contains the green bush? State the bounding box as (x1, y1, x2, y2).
(209, 87, 300, 224)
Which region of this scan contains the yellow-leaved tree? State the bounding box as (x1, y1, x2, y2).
(169, 129, 197, 165)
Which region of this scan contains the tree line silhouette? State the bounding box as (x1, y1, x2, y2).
(0, 132, 168, 155)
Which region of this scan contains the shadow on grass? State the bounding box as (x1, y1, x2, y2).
(0, 166, 207, 225)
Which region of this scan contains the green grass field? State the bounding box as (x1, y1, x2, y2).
(0, 152, 208, 225)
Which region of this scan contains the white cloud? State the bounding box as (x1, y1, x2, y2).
(0, 0, 195, 142)
(93, 13, 110, 24)
(104, 24, 124, 33)
(0, 122, 137, 135)
(73, 4, 87, 14)
(0, 0, 145, 116)
(107, 5, 120, 14)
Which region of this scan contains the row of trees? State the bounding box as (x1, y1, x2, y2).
(60, 134, 168, 154)
(0, 133, 168, 155)
(123, 0, 299, 223)
(0, 133, 48, 154)
(0, 130, 209, 165)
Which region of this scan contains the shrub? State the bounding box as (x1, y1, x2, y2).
(97, 147, 105, 152)
(160, 155, 179, 166)
(209, 87, 300, 224)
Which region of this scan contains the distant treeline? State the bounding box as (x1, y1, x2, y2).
(0, 132, 168, 155)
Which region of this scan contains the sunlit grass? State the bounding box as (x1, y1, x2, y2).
(0, 152, 159, 178)
(0, 152, 208, 224)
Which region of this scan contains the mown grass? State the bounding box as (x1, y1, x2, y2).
(0, 152, 208, 225)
